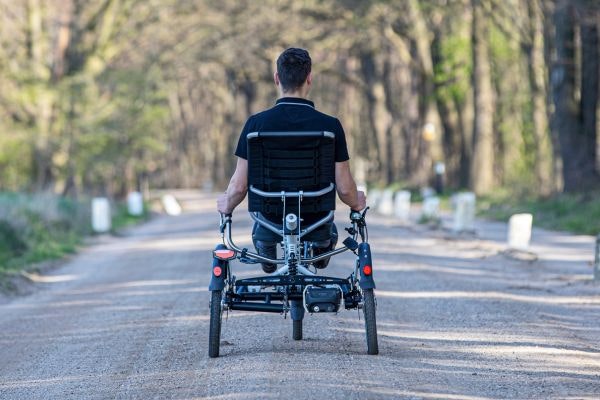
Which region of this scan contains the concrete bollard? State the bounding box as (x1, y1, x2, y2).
(127, 192, 144, 216)
(594, 234, 600, 281)
(162, 194, 182, 216)
(420, 186, 436, 199)
(92, 197, 111, 233)
(508, 213, 533, 250)
(453, 192, 476, 232)
(421, 196, 440, 219)
(394, 190, 411, 221)
(378, 189, 394, 216)
(368, 189, 382, 210)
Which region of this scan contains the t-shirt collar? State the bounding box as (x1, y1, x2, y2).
(275, 97, 315, 108)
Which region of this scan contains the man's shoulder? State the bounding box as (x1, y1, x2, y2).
(242, 107, 278, 128)
(313, 109, 340, 124)
(318, 112, 345, 135)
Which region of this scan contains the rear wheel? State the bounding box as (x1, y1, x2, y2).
(208, 290, 223, 358)
(363, 289, 379, 355)
(292, 319, 302, 340)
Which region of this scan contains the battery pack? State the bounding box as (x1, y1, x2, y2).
(304, 286, 341, 313)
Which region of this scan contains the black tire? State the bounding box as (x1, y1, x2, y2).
(363, 289, 379, 355)
(208, 290, 222, 358)
(292, 319, 302, 341)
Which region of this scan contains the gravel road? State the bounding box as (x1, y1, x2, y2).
(1, 192, 599, 399)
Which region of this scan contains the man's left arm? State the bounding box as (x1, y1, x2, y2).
(217, 158, 248, 214)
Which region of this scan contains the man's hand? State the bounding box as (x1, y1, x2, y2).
(217, 193, 232, 214)
(355, 190, 367, 211)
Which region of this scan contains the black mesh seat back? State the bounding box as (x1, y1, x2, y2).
(247, 132, 336, 217)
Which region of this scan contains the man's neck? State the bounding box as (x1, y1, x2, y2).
(279, 92, 306, 99)
(278, 86, 309, 99)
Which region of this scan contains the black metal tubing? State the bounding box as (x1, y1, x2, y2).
(248, 183, 335, 198)
(231, 292, 303, 301)
(235, 275, 351, 288)
(229, 303, 284, 313)
(247, 131, 335, 139)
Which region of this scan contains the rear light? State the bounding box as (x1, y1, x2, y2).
(213, 249, 236, 260)
(213, 266, 222, 277)
(363, 265, 372, 276)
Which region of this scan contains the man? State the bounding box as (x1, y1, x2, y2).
(217, 47, 366, 272)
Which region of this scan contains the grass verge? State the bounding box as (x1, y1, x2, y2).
(0, 193, 150, 289)
(478, 191, 600, 236)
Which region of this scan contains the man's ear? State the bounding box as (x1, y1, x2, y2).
(306, 72, 312, 86)
(274, 72, 280, 86)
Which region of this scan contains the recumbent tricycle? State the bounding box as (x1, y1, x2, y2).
(208, 131, 378, 357)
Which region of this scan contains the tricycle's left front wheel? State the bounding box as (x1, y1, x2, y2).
(208, 290, 222, 358)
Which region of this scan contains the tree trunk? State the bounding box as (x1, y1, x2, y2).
(470, 0, 495, 194)
(579, 2, 599, 183)
(552, 0, 597, 191)
(360, 51, 386, 185)
(525, 0, 554, 195)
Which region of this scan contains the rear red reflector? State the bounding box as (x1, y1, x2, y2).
(213, 266, 222, 277)
(214, 249, 235, 260)
(363, 265, 372, 275)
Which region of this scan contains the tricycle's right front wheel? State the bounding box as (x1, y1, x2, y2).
(208, 290, 223, 358)
(363, 289, 379, 355)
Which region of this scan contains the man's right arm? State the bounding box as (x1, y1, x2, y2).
(335, 160, 366, 210)
(217, 158, 248, 214)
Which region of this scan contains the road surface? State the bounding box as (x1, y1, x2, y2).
(1, 192, 599, 399)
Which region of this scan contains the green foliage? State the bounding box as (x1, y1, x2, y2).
(0, 192, 89, 276)
(0, 0, 597, 196)
(478, 192, 600, 235)
(0, 191, 153, 278)
(0, 221, 28, 265)
(111, 201, 150, 232)
(434, 33, 471, 107)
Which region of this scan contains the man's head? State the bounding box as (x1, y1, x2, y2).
(275, 48, 312, 95)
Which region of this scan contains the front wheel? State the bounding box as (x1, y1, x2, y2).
(292, 319, 302, 340)
(208, 290, 223, 358)
(363, 289, 379, 355)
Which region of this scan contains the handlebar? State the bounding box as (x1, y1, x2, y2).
(218, 208, 368, 264)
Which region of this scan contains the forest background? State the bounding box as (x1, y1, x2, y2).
(0, 0, 599, 271)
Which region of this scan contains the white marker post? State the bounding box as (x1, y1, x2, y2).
(378, 189, 394, 216)
(394, 190, 411, 222)
(92, 197, 111, 233)
(162, 194, 182, 216)
(127, 192, 144, 216)
(421, 196, 440, 219)
(368, 189, 382, 210)
(507, 213, 533, 250)
(420, 186, 436, 199)
(453, 192, 476, 232)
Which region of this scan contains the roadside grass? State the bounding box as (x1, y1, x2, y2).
(0, 192, 89, 284)
(0, 193, 150, 286)
(111, 202, 150, 232)
(371, 185, 599, 236)
(478, 191, 600, 236)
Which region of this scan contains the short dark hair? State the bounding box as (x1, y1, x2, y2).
(276, 48, 312, 92)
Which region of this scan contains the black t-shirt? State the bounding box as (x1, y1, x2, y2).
(235, 97, 350, 242)
(235, 97, 349, 162)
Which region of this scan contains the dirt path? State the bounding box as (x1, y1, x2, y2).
(0, 192, 599, 399)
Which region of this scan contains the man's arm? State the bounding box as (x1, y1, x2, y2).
(335, 160, 366, 210)
(217, 158, 248, 214)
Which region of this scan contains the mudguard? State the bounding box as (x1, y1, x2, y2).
(209, 244, 229, 291)
(358, 242, 376, 290)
